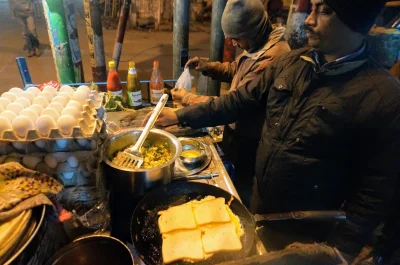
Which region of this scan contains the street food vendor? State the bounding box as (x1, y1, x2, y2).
(147, 0, 400, 262)
(171, 0, 290, 206)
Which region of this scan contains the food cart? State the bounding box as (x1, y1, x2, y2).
(0, 57, 269, 265)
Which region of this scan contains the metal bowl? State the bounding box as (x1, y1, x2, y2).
(103, 128, 182, 196)
(45, 235, 134, 265)
(179, 138, 207, 166)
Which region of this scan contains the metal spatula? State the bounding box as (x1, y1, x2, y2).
(115, 94, 169, 169)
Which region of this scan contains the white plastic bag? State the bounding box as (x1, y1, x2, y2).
(175, 68, 192, 91)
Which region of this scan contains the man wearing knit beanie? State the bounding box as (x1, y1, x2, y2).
(171, 0, 290, 207)
(151, 0, 400, 263)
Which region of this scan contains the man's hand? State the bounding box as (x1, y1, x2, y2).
(142, 109, 179, 127)
(171, 88, 189, 103)
(185, 56, 209, 71)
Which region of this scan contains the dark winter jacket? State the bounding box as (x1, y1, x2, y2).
(176, 47, 400, 257)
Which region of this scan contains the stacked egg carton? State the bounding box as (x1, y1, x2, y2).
(0, 85, 106, 195)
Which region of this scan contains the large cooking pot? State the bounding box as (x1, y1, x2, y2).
(103, 128, 182, 196)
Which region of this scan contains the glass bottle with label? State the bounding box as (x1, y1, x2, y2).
(149, 60, 164, 105)
(107, 61, 122, 96)
(126, 61, 142, 109)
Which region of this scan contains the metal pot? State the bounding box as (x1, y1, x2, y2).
(103, 128, 182, 196)
(45, 235, 134, 265)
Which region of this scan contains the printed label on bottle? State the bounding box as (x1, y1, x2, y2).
(108, 90, 122, 96)
(128, 91, 142, 107)
(150, 89, 163, 104)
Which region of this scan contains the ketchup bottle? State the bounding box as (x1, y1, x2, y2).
(107, 61, 122, 96)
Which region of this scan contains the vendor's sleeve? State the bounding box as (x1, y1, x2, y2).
(203, 61, 239, 83)
(327, 101, 400, 258)
(176, 66, 274, 128)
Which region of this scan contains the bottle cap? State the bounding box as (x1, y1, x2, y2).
(153, 60, 159, 68)
(129, 62, 135, 68)
(108, 61, 115, 68)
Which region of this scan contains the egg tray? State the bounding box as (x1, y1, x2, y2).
(0, 148, 103, 187)
(0, 121, 107, 155)
(0, 105, 105, 141)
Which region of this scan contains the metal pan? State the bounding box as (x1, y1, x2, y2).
(130, 182, 345, 265)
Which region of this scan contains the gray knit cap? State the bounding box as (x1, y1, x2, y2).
(221, 0, 267, 39)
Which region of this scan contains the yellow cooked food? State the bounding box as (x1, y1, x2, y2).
(181, 149, 201, 158)
(158, 196, 244, 264)
(112, 143, 172, 169)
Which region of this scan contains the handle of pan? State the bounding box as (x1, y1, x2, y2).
(254, 210, 346, 224)
(172, 173, 219, 181)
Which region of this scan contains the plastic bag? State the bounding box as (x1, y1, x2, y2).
(175, 68, 192, 91)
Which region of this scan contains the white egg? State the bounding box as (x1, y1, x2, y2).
(1, 92, 17, 102)
(6, 102, 24, 115)
(20, 91, 35, 102)
(67, 156, 79, 168)
(36, 115, 56, 137)
(61, 172, 75, 180)
(9, 87, 23, 95)
(59, 85, 75, 96)
(41, 108, 60, 121)
(61, 107, 81, 119)
(0, 105, 3, 112)
(77, 85, 90, 94)
(55, 139, 68, 149)
(12, 115, 35, 138)
(76, 138, 88, 147)
(73, 90, 89, 104)
(90, 140, 97, 149)
(47, 102, 64, 114)
(28, 104, 44, 115)
(32, 96, 49, 108)
(26, 86, 40, 96)
(12, 142, 27, 150)
(43, 85, 58, 96)
(52, 96, 68, 106)
(4, 156, 21, 163)
(0, 116, 12, 136)
(22, 156, 42, 169)
(44, 154, 58, 169)
(57, 115, 78, 136)
(34, 140, 46, 149)
(0, 98, 11, 108)
(0, 110, 17, 123)
(14, 97, 31, 108)
(20, 109, 39, 123)
(38, 91, 53, 102)
(66, 100, 83, 111)
(58, 92, 72, 101)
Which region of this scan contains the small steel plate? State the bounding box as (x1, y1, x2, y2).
(175, 137, 212, 176)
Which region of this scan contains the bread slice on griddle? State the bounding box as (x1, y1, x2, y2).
(158, 202, 197, 234)
(201, 222, 243, 254)
(192, 197, 231, 226)
(162, 229, 204, 264)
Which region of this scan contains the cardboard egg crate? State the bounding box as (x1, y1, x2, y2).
(0, 113, 107, 155)
(0, 147, 103, 187)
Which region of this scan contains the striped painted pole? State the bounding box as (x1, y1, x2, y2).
(63, 0, 85, 82)
(43, 0, 76, 83)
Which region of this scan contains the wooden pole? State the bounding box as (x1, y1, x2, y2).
(84, 0, 107, 91)
(112, 0, 131, 69)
